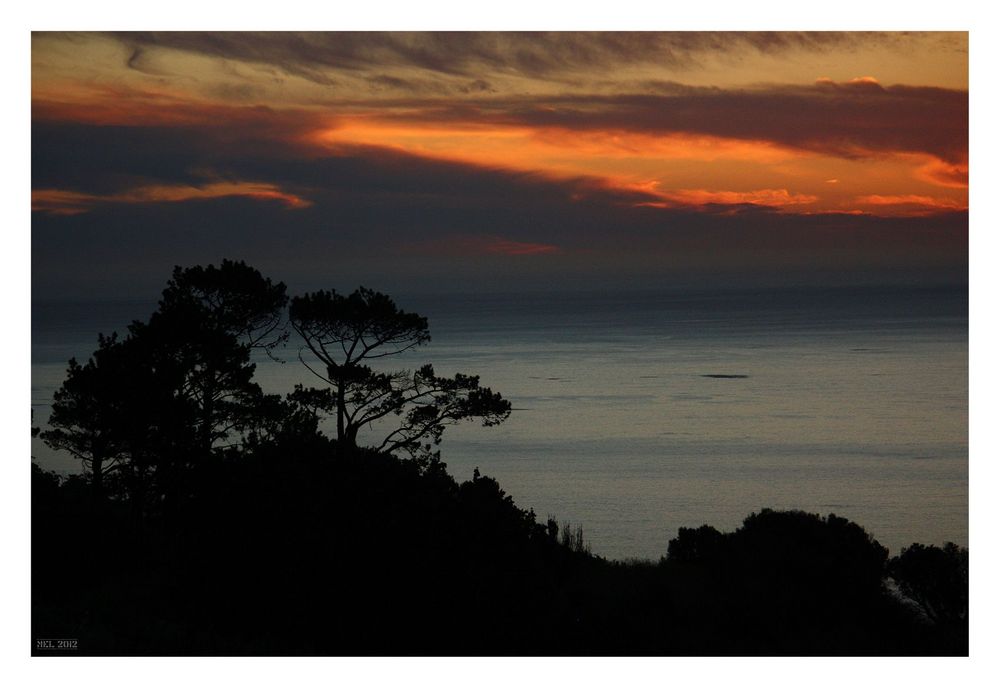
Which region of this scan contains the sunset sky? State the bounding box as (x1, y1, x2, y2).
(31, 32, 968, 296)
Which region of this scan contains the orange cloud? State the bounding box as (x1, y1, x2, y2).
(311, 116, 967, 217)
(312, 118, 830, 212)
(855, 193, 965, 207)
(314, 117, 802, 171)
(914, 157, 969, 189)
(656, 187, 818, 208)
(32, 190, 108, 216)
(33, 82, 967, 220)
(853, 193, 967, 216)
(32, 181, 311, 215)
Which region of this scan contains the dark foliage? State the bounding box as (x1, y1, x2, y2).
(889, 542, 968, 641)
(32, 262, 967, 656)
(661, 510, 966, 655)
(41, 261, 289, 519)
(666, 524, 725, 563)
(33, 443, 968, 655)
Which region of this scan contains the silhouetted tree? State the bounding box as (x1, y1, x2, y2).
(146, 260, 288, 457)
(889, 542, 968, 626)
(240, 391, 323, 450)
(42, 261, 289, 512)
(289, 287, 510, 458)
(158, 259, 288, 353)
(40, 332, 189, 505)
(41, 334, 125, 501)
(666, 524, 726, 563)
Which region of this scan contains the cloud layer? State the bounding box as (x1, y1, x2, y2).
(31, 32, 968, 296)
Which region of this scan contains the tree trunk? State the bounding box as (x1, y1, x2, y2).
(344, 423, 359, 447)
(336, 370, 346, 445)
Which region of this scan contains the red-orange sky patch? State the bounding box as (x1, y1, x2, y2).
(633, 187, 818, 209)
(913, 157, 969, 189)
(404, 235, 560, 258)
(310, 115, 965, 216)
(853, 193, 968, 216)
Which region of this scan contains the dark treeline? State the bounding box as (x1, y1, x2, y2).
(32, 261, 967, 655)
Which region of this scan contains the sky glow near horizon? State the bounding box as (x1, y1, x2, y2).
(31, 32, 968, 295)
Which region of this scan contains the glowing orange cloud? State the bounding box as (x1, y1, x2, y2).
(311, 116, 964, 216)
(314, 117, 803, 171)
(913, 157, 969, 189)
(32, 182, 311, 215)
(850, 194, 968, 217)
(312, 118, 826, 211)
(857, 194, 967, 210)
(32, 83, 968, 219)
(634, 187, 818, 209)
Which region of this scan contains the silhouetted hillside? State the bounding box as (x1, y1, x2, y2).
(33, 445, 966, 655)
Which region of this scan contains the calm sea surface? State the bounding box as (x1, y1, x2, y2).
(31, 286, 968, 560)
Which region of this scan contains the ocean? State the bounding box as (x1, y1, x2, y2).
(31, 285, 968, 561)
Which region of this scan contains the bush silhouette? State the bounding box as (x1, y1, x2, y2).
(889, 542, 968, 629)
(659, 509, 944, 654)
(666, 524, 725, 563)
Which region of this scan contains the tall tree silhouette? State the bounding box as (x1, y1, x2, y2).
(289, 287, 510, 458)
(43, 261, 289, 511)
(41, 333, 136, 502)
(157, 260, 288, 353)
(143, 260, 288, 457)
(41, 332, 193, 510)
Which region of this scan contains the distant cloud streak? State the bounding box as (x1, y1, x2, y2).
(636, 187, 819, 209)
(99, 32, 961, 86)
(366, 80, 967, 164)
(32, 181, 311, 215)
